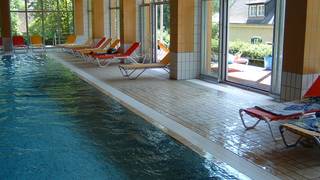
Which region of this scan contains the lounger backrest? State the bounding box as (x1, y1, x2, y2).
(13, 36, 25, 46)
(100, 38, 112, 49)
(110, 39, 120, 49)
(30, 35, 42, 45)
(123, 42, 140, 56)
(94, 37, 107, 48)
(304, 76, 320, 98)
(65, 35, 77, 44)
(159, 53, 170, 65)
(158, 41, 170, 54)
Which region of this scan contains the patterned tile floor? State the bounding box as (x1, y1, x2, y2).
(51, 52, 320, 180)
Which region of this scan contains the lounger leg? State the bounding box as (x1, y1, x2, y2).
(119, 66, 131, 77)
(279, 126, 303, 148)
(130, 68, 146, 80)
(97, 58, 111, 67)
(239, 109, 262, 130)
(265, 120, 282, 141)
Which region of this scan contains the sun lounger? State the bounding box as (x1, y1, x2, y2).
(280, 116, 320, 147)
(157, 41, 170, 61)
(75, 38, 112, 58)
(56, 34, 77, 47)
(61, 39, 93, 50)
(119, 50, 170, 79)
(69, 37, 107, 54)
(80, 39, 121, 61)
(87, 39, 121, 55)
(29, 35, 45, 52)
(90, 42, 141, 67)
(239, 76, 320, 140)
(13, 36, 28, 53)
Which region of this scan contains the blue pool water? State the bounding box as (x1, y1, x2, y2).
(0, 55, 239, 179)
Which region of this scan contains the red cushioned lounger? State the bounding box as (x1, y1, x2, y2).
(13, 36, 28, 53)
(90, 42, 141, 67)
(239, 76, 320, 140)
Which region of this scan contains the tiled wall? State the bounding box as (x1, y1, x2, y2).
(281, 72, 320, 101)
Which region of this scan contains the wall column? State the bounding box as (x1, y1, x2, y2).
(0, 0, 12, 51)
(281, 0, 320, 100)
(169, 0, 199, 80)
(119, 0, 136, 52)
(74, 0, 84, 36)
(92, 0, 105, 39)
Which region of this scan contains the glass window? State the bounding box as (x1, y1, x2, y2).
(43, 0, 58, 10)
(110, 0, 119, 8)
(10, 0, 25, 11)
(10, 0, 74, 45)
(109, 0, 120, 39)
(59, 0, 74, 12)
(257, 5, 265, 16)
(201, 0, 221, 78)
(28, 12, 43, 36)
(27, 0, 42, 11)
(249, 5, 257, 17)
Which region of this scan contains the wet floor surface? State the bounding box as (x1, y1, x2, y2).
(0, 55, 242, 179)
(52, 52, 320, 180)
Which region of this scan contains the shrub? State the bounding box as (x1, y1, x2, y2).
(229, 40, 272, 60)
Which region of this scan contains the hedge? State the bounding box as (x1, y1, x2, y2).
(211, 40, 273, 60)
(229, 40, 273, 60)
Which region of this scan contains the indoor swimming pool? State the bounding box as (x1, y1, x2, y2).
(0, 55, 243, 179)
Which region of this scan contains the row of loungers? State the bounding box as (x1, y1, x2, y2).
(240, 76, 320, 147)
(60, 36, 170, 79)
(1, 35, 47, 53)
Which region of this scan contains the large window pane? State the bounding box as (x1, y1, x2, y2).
(60, 11, 74, 42)
(10, 0, 75, 46)
(28, 12, 43, 36)
(59, 0, 73, 11)
(110, 0, 119, 8)
(201, 0, 221, 78)
(27, 0, 42, 11)
(227, 0, 275, 91)
(43, 0, 58, 10)
(10, 0, 25, 11)
(43, 13, 58, 45)
(10, 12, 27, 36)
(110, 9, 120, 39)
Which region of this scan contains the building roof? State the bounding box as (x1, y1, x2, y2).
(229, 0, 274, 25)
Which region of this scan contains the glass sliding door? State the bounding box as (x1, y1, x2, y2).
(226, 0, 275, 91)
(201, 0, 222, 78)
(201, 0, 285, 93)
(155, 2, 170, 62)
(140, 0, 170, 63)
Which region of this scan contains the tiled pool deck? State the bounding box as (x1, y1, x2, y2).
(50, 52, 320, 180)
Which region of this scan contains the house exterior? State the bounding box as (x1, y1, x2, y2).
(229, 0, 275, 43)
